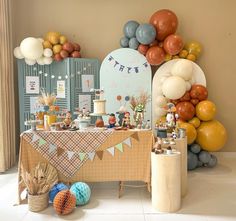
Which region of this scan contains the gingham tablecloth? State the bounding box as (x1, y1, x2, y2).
(22, 130, 113, 177)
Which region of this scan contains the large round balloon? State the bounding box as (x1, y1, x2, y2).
(129, 37, 140, 49)
(196, 120, 227, 151)
(185, 41, 202, 57)
(190, 84, 208, 101)
(178, 121, 197, 144)
(20, 37, 43, 60)
(187, 151, 198, 170)
(171, 59, 193, 80)
(149, 9, 178, 41)
(163, 34, 184, 55)
(120, 36, 129, 48)
(123, 20, 140, 38)
(135, 24, 156, 45)
(176, 101, 195, 121)
(196, 100, 216, 121)
(146, 46, 165, 65)
(162, 76, 186, 100)
(138, 44, 149, 55)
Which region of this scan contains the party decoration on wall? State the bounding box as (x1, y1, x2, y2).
(119, 9, 203, 65)
(70, 182, 91, 206)
(49, 183, 68, 203)
(14, 31, 82, 65)
(100, 48, 152, 123)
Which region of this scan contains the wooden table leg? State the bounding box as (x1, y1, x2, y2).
(119, 181, 124, 198)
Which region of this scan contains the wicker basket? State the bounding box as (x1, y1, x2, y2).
(28, 192, 49, 212)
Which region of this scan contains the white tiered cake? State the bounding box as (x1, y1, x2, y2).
(93, 99, 106, 115)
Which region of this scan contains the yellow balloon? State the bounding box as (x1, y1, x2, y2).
(196, 120, 227, 151)
(196, 100, 216, 121)
(185, 41, 202, 57)
(179, 122, 197, 144)
(188, 117, 201, 128)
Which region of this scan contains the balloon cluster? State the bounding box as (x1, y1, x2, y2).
(155, 59, 227, 151)
(120, 9, 202, 65)
(14, 32, 81, 65)
(188, 143, 217, 170)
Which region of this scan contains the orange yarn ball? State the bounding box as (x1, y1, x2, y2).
(53, 190, 76, 215)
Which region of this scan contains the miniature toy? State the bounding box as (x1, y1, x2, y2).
(108, 113, 116, 128)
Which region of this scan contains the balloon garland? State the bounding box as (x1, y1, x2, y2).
(14, 32, 82, 65)
(119, 9, 202, 65)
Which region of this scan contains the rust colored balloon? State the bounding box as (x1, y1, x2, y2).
(149, 9, 178, 41)
(54, 53, 63, 62)
(190, 98, 199, 106)
(73, 43, 81, 51)
(163, 34, 184, 55)
(71, 51, 81, 58)
(190, 84, 208, 101)
(60, 50, 69, 59)
(62, 42, 74, 53)
(176, 101, 195, 121)
(179, 91, 191, 101)
(138, 44, 149, 55)
(146, 46, 165, 65)
(149, 39, 158, 47)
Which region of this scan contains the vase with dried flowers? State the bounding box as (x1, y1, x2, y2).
(130, 92, 151, 127)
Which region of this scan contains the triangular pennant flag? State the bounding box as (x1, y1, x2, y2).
(67, 151, 75, 160)
(123, 138, 132, 148)
(115, 143, 123, 152)
(107, 147, 115, 156)
(96, 150, 104, 160)
(49, 144, 57, 154)
(38, 138, 47, 146)
(87, 152, 96, 161)
(131, 132, 139, 141)
(79, 153, 86, 162)
(32, 134, 40, 143)
(57, 147, 65, 157)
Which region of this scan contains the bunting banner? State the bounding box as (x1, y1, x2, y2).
(107, 147, 115, 156)
(115, 143, 123, 152)
(57, 147, 65, 157)
(96, 150, 104, 160)
(49, 144, 57, 154)
(79, 153, 86, 162)
(38, 138, 47, 146)
(131, 132, 139, 141)
(67, 151, 75, 160)
(123, 137, 132, 148)
(87, 152, 96, 161)
(31, 133, 40, 143)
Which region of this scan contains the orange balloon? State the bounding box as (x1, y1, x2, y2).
(146, 46, 165, 65)
(163, 34, 184, 55)
(138, 44, 149, 55)
(149, 9, 178, 41)
(176, 101, 195, 121)
(196, 100, 216, 121)
(178, 122, 197, 144)
(188, 117, 201, 128)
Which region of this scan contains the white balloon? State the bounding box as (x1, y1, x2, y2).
(43, 57, 53, 65)
(43, 48, 53, 58)
(20, 37, 43, 60)
(37, 38, 44, 43)
(190, 76, 196, 85)
(186, 81, 192, 91)
(162, 76, 186, 99)
(156, 95, 167, 107)
(36, 56, 45, 65)
(13, 47, 24, 59)
(156, 87, 163, 95)
(154, 107, 167, 117)
(171, 59, 193, 80)
(25, 58, 36, 66)
(159, 76, 168, 85)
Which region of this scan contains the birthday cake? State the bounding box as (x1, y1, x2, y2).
(93, 99, 106, 115)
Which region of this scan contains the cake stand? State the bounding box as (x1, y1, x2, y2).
(24, 120, 43, 131)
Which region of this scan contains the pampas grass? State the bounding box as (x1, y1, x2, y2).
(130, 91, 151, 111)
(38, 88, 56, 106)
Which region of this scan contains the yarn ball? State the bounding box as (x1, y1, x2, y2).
(49, 183, 68, 203)
(53, 190, 76, 215)
(70, 182, 91, 206)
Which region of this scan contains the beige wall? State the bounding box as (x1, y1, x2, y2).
(12, 0, 236, 151)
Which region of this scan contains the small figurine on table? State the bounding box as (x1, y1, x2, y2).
(62, 111, 72, 128)
(108, 113, 116, 128)
(122, 111, 131, 128)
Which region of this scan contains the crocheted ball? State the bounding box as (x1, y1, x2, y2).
(53, 190, 76, 215)
(70, 182, 91, 206)
(49, 183, 68, 203)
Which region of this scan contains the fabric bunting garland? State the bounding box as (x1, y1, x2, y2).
(123, 137, 132, 147)
(79, 152, 86, 162)
(107, 147, 115, 156)
(38, 138, 47, 146)
(67, 151, 75, 160)
(31, 134, 40, 143)
(87, 152, 96, 161)
(49, 144, 57, 154)
(96, 151, 104, 160)
(115, 143, 123, 152)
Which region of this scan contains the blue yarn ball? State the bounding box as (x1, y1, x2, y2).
(70, 182, 91, 206)
(49, 183, 68, 203)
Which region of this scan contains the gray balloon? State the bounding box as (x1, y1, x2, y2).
(135, 23, 156, 45)
(129, 37, 139, 49)
(190, 143, 201, 154)
(188, 151, 198, 170)
(207, 155, 218, 167)
(123, 20, 140, 38)
(120, 36, 129, 48)
(197, 160, 203, 167)
(199, 151, 211, 164)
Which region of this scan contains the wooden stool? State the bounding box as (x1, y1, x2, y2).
(151, 152, 181, 213)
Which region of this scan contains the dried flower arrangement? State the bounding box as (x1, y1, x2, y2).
(38, 89, 57, 106)
(130, 91, 151, 111)
(21, 163, 58, 195)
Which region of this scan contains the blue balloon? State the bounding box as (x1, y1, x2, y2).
(190, 143, 201, 154)
(207, 155, 218, 167)
(123, 20, 140, 38)
(129, 37, 139, 49)
(198, 151, 211, 164)
(120, 36, 129, 48)
(135, 24, 156, 45)
(197, 160, 203, 167)
(125, 96, 130, 101)
(187, 151, 198, 170)
(49, 183, 68, 203)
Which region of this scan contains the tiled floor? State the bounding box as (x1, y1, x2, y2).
(0, 152, 236, 221)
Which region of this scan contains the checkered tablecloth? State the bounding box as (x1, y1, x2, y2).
(22, 130, 113, 177)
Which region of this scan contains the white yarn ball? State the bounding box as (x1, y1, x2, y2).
(162, 76, 186, 100)
(43, 48, 53, 58)
(13, 47, 24, 59)
(171, 59, 193, 80)
(156, 95, 167, 107)
(25, 58, 36, 66)
(20, 37, 43, 60)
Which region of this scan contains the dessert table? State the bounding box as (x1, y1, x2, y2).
(18, 129, 154, 204)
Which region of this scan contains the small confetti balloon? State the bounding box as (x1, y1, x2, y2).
(125, 96, 130, 101)
(117, 95, 122, 101)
